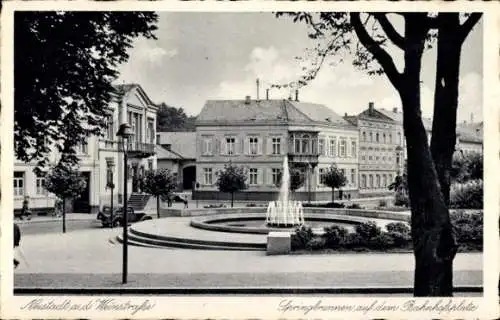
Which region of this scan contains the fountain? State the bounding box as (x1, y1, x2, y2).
(265, 156, 305, 227)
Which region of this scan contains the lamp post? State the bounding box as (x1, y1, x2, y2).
(106, 157, 115, 228)
(117, 123, 134, 284)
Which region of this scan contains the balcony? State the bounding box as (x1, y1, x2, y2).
(287, 152, 319, 165)
(118, 141, 156, 158)
(288, 131, 319, 165)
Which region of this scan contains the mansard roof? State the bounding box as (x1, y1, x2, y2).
(196, 99, 355, 129)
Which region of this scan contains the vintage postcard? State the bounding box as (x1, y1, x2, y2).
(0, 1, 499, 319)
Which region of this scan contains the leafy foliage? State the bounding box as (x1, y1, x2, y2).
(450, 180, 483, 209)
(15, 11, 158, 170)
(216, 164, 248, 194)
(156, 103, 196, 132)
(275, 168, 305, 192)
(450, 152, 483, 183)
(323, 225, 349, 248)
(322, 165, 347, 201)
(142, 169, 177, 199)
(44, 164, 87, 200)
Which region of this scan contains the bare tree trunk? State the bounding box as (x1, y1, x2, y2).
(62, 198, 66, 233)
(231, 193, 234, 208)
(401, 16, 457, 296)
(157, 196, 160, 219)
(430, 13, 462, 206)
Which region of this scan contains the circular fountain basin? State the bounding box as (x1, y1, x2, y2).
(190, 212, 372, 234)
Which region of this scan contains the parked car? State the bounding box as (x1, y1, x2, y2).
(96, 206, 152, 227)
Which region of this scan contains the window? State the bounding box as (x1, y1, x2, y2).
(249, 168, 258, 185)
(340, 168, 346, 180)
(225, 137, 236, 155)
(361, 174, 366, 188)
(272, 168, 282, 186)
(376, 133, 380, 143)
(203, 168, 213, 185)
(148, 160, 153, 171)
(376, 156, 379, 161)
(14, 172, 24, 197)
(329, 138, 336, 157)
(361, 155, 366, 161)
(398, 132, 402, 145)
(351, 141, 357, 157)
(383, 175, 387, 187)
(295, 138, 301, 154)
(369, 156, 373, 160)
(383, 133, 386, 143)
(105, 115, 114, 140)
(389, 133, 393, 144)
(301, 135, 310, 154)
(36, 172, 47, 195)
(249, 137, 259, 155)
(369, 132, 373, 142)
(147, 120, 155, 144)
(202, 137, 213, 156)
(362, 132, 366, 141)
(339, 139, 346, 157)
(376, 175, 381, 188)
(318, 139, 324, 155)
(369, 175, 374, 188)
(350, 169, 356, 186)
(272, 137, 281, 155)
(319, 168, 325, 185)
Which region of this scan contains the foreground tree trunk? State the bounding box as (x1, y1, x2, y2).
(400, 16, 457, 296)
(231, 193, 234, 208)
(430, 13, 461, 206)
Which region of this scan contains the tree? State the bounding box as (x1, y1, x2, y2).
(215, 164, 248, 208)
(142, 169, 177, 219)
(323, 166, 347, 203)
(450, 151, 483, 183)
(156, 103, 197, 132)
(45, 164, 87, 233)
(15, 11, 158, 170)
(276, 12, 481, 296)
(275, 168, 306, 197)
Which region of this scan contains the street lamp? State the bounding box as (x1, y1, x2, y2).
(105, 157, 115, 229)
(117, 123, 134, 284)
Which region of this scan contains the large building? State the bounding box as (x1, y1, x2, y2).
(345, 102, 402, 197)
(194, 95, 359, 201)
(14, 84, 158, 214)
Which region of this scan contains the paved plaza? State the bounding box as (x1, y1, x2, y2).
(14, 223, 482, 291)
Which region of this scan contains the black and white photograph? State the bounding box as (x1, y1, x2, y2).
(1, 2, 498, 319)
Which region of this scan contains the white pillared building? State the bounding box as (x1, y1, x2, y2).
(194, 95, 359, 202)
(13, 84, 158, 214)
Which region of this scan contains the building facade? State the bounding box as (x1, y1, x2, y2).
(14, 84, 158, 214)
(194, 96, 359, 202)
(345, 102, 402, 197)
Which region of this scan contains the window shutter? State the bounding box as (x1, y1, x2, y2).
(222, 139, 227, 155)
(267, 137, 272, 155)
(258, 138, 263, 155)
(346, 139, 351, 157)
(258, 168, 263, 185)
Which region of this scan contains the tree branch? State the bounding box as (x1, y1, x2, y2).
(373, 13, 405, 49)
(350, 12, 402, 90)
(459, 13, 482, 43)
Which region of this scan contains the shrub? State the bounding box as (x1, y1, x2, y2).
(343, 233, 364, 249)
(450, 179, 483, 209)
(323, 225, 349, 249)
(368, 233, 395, 250)
(306, 237, 326, 250)
(386, 222, 410, 234)
(451, 211, 483, 249)
(291, 225, 314, 250)
(303, 202, 345, 208)
(354, 221, 382, 242)
(347, 203, 362, 209)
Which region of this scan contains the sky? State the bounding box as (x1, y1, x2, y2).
(117, 12, 483, 123)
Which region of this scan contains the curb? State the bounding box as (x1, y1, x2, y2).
(14, 286, 483, 295)
(15, 218, 97, 225)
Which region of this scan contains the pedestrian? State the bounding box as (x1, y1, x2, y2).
(21, 196, 32, 220)
(13, 223, 21, 268)
(184, 195, 188, 209)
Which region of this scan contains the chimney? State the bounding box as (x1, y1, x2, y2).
(256, 78, 260, 100)
(295, 89, 299, 102)
(266, 89, 269, 100)
(368, 102, 374, 115)
(245, 95, 251, 104)
(393, 107, 398, 113)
